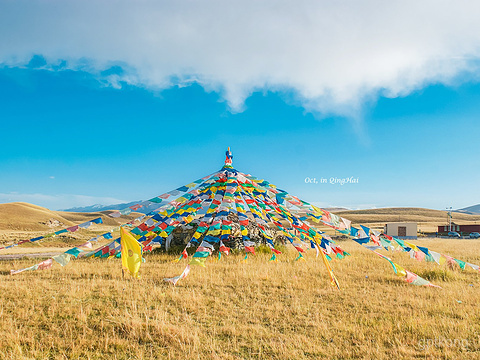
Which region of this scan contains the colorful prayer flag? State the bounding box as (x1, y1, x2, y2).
(120, 227, 143, 278)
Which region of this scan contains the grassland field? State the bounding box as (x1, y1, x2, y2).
(1, 237, 479, 359)
(1, 203, 480, 359)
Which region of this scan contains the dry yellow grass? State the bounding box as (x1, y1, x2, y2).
(336, 207, 480, 222)
(336, 207, 480, 233)
(0, 202, 75, 232)
(1, 238, 479, 359)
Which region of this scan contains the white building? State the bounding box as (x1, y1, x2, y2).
(384, 222, 417, 239)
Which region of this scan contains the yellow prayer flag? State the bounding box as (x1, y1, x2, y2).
(405, 242, 419, 252)
(311, 204, 324, 215)
(189, 257, 206, 267)
(438, 256, 447, 265)
(121, 227, 143, 278)
(175, 196, 187, 203)
(394, 263, 407, 277)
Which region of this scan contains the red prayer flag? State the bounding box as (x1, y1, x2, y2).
(138, 223, 149, 231)
(37, 259, 53, 270)
(294, 246, 305, 253)
(219, 245, 230, 255)
(245, 246, 255, 254)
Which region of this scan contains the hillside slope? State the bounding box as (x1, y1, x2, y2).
(335, 207, 480, 229)
(0, 202, 141, 236)
(63, 201, 159, 214)
(0, 202, 76, 231)
(457, 204, 480, 215)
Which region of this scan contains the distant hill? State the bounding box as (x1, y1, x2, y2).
(62, 201, 140, 212)
(456, 204, 480, 215)
(0, 202, 76, 232)
(335, 207, 480, 225)
(0, 202, 141, 232)
(323, 207, 350, 212)
(63, 201, 159, 214)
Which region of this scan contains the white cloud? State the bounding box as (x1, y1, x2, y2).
(0, 193, 126, 211)
(1, 0, 480, 116)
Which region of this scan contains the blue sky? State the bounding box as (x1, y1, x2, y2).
(0, 1, 479, 210)
(1, 60, 479, 210)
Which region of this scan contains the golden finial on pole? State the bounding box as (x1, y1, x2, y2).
(224, 147, 233, 168)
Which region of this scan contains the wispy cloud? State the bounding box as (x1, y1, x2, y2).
(0, 193, 126, 211)
(1, 1, 480, 117)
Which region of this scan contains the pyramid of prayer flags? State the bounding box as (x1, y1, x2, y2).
(11, 148, 464, 290)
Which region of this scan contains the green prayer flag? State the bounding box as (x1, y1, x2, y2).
(193, 251, 210, 258)
(65, 247, 82, 258)
(455, 259, 466, 270)
(52, 253, 71, 266)
(411, 276, 432, 286)
(295, 253, 304, 261)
